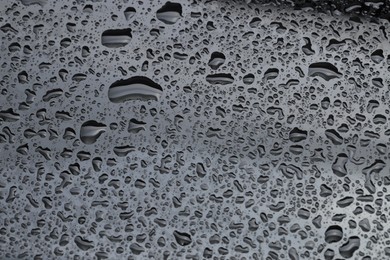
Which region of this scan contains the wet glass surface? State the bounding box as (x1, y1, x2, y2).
(1, 0, 390, 259)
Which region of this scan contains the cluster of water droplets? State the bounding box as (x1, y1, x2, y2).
(1, 0, 390, 259)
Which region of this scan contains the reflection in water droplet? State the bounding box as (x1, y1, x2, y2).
(156, 2, 182, 24)
(208, 52, 226, 70)
(108, 76, 163, 102)
(101, 29, 132, 48)
(124, 7, 136, 20)
(74, 236, 94, 251)
(339, 236, 360, 258)
(173, 230, 192, 246)
(80, 120, 107, 144)
(206, 73, 234, 85)
(309, 62, 342, 81)
(325, 225, 343, 243)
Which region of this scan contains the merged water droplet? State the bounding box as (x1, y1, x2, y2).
(208, 52, 226, 70)
(80, 120, 107, 144)
(308, 62, 342, 81)
(206, 73, 234, 85)
(108, 76, 163, 102)
(339, 236, 360, 258)
(101, 29, 132, 48)
(173, 231, 192, 246)
(156, 2, 182, 24)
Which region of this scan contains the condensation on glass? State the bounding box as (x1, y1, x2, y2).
(0, 0, 390, 259)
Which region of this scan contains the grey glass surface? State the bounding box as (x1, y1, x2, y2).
(1, 0, 390, 259)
